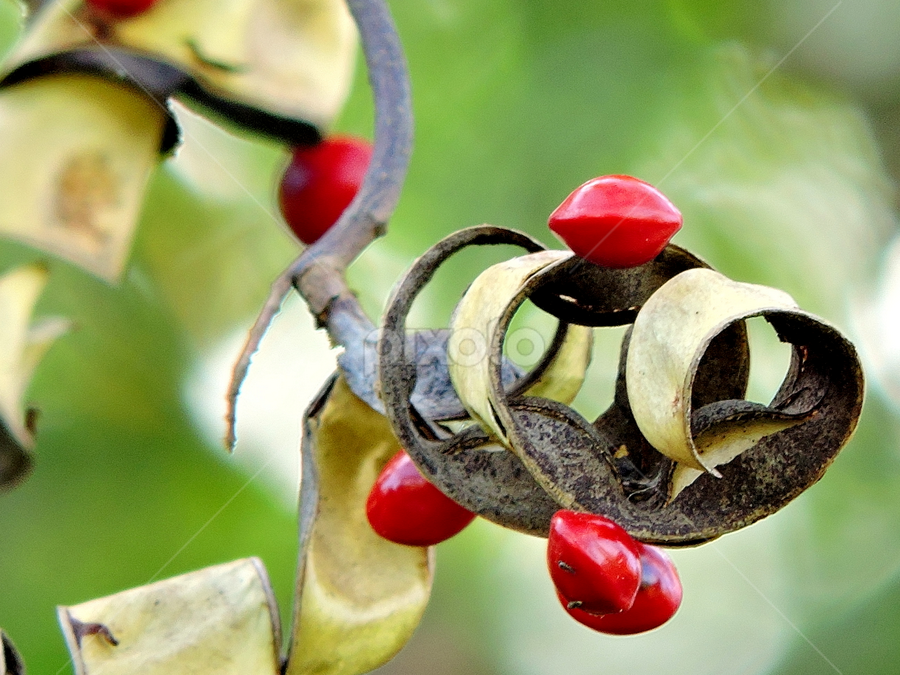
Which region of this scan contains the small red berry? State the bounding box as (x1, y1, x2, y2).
(366, 450, 476, 547)
(548, 175, 682, 268)
(278, 136, 372, 245)
(560, 544, 682, 635)
(85, 0, 159, 19)
(547, 510, 642, 615)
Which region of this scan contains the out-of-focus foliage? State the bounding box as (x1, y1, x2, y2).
(1, 1, 899, 674)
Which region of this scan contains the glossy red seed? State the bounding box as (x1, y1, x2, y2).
(366, 450, 476, 547)
(278, 136, 372, 245)
(547, 510, 642, 615)
(86, 0, 159, 18)
(548, 175, 682, 268)
(561, 544, 682, 635)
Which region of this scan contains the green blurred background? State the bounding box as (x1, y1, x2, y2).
(3, 0, 900, 673)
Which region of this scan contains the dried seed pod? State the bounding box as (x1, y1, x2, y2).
(285, 374, 432, 675)
(0, 264, 69, 491)
(0, 74, 171, 281)
(2, 0, 355, 139)
(379, 226, 576, 535)
(448, 249, 593, 446)
(58, 559, 282, 675)
(468, 263, 861, 544)
(379, 227, 863, 545)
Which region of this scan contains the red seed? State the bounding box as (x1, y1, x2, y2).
(279, 136, 372, 245)
(548, 175, 682, 268)
(561, 543, 683, 635)
(366, 450, 476, 547)
(547, 510, 642, 615)
(86, 0, 159, 19)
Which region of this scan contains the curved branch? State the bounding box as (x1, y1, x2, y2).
(224, 0, 413, 450)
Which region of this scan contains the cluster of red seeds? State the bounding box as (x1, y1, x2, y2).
(274, 140, 687, 634)
(365, 452, 682, 635)
(548, 511, 682, 634)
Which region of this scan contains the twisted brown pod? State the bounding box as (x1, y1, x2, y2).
(379, 227, 863, 545)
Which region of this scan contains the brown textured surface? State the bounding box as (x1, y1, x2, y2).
(377, 226, 560, 535)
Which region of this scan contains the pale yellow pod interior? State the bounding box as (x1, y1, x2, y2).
(447, 250, 592, 447)
(626, 268, 799, 474)
(58, 558, 282, 675)
(286, 376, 432, 675)
(0, 75, 166, 281)
(11, 0, 357, 129)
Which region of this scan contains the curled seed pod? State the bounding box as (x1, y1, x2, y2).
(461, 258, 861, 544)
(378, 226, 578, 535)
(380, 228, 863, 545)
(377, 227, 730, 537)
(58, 559, 282, 675)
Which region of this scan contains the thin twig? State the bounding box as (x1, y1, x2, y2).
(224, 0, 413, 450)
(223, 274, 292, 450)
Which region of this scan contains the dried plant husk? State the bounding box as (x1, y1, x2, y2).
(482, 269, 861, 544)
(627, 269, 806, 483)
(379, 228, 863, 545)
(378, 228, 728, 536)
(0, 264, 69, 491)
(447, 250, 593, 446)
(0, 50, 183, 153)
(0, 0, 351, 281)
(58, 558, 282, 675)
(52, 373, 431, 675)
(2, 0, 355, 140)
(379, 226, 575, 535)
(0, 73, 168, 281)
(339, 326, 523, 422)
(285, 374, 432, 675)
(1, 631, 26, 675)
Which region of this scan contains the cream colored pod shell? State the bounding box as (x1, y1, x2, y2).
(0, 0, 357, 282)
(285, 376, 433, 675)
(58, 558, 282, 675)
(0, 75, 167, 281)
(626, 268, 800, 480)
(10, 0, 357, 129)
(448, 250, 593, 448)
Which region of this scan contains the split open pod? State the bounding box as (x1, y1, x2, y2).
(0, 0, 356, 281)
(378, 226, 863, 545)
(46, 374, 432, 675)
